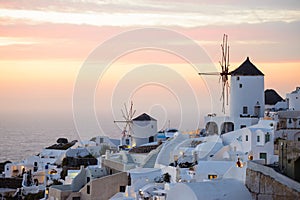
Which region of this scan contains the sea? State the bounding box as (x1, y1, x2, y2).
(0, 114, 121, 162)
(0, 111, 203, 162)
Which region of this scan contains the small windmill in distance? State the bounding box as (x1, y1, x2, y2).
(114, 101, 136, 147)
(199, 34, 231, 113)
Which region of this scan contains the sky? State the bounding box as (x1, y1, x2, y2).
(0, 0, 300, 136)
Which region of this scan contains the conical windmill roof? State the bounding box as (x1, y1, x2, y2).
(230, 57, 264, 76)
(133, 113, 157, 121)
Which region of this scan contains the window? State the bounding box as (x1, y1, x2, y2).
(221, 122, 234, 134)
(237, 135, 242, 142)
(87, 185, 90, 194)
(87, 177, 90, 183)
(237, 76, 240, 81)
(149, 136, 154, 143)
(240, 125, 246, 129)
(259, 153, 267, 164)
(246, 135, 248, 141)
(120, 186, 126, 192)
(298, 137, 300, 141)
(254, 105, 260, 117)
(100, 138, 104, 143)
(243, 106, 248, 114)
(208, 174, 217, 179)
(239, 84, 243, 88)
(265, 133, 270, 143)
(257, 135, 260, 142)
(72, 197, 80, 200)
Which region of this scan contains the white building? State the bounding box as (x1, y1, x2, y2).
(264, 89, 287, 112)
(5, 148, 65, 178)
(230, 57, 265, 120)
(287, 87, 300, 111)
(131, 113, 158, 147)
(165, 179, 251, 200)
(273, 87, 300, 141)
(125, 168, 162, 198)
(222, 119, 278, 165)
(204, 57, 265, 135)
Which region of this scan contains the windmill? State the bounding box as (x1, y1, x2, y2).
(114, 101, 136, 146)
(199, 34, 231, 113)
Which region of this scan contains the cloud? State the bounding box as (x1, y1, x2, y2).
(0, 20, 299, 62)
(1, 0, 299, 13)
(0, 36, 41, 46)
(0, 1, 299, 62)
(0, 1, 300, 27)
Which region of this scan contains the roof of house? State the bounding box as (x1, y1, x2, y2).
(129, 144, 160, 153)
(278, 111, 300, 119)
(166, 179, 251, 200)
(230, 57, 264, 76)
(86, 166, 106, 178)
(50, 184, 72, 191)
(265, 89, 284, 105)
(66, 148, 90, 158)
(133, 113, 157, 121)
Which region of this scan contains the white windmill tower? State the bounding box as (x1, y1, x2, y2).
(199, 35, 265, 135)
(229, 56, 265, 128)
(114, 101, 136, 148)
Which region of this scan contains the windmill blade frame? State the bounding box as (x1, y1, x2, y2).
(124, 103, 129, 120)
(198, 72, 221, 75)
(114, 101, 136, 138)
(198, 34, 231, 114)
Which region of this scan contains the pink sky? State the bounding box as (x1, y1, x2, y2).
(0, 0, 299, 132)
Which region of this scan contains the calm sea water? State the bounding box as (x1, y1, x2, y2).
(0, 111, 203, 162)
(0, 114, 121, 162)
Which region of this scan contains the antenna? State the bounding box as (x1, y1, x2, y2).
(199, 34, 231, 113)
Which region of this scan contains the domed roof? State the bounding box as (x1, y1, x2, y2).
(230, 57, 264, 76)
(265, 89, 284, 105)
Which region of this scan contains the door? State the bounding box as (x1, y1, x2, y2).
(259, 153, 267, 164)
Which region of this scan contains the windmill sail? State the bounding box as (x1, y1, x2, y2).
(199, 34, 230, 113)
(114, 101, 136, 147)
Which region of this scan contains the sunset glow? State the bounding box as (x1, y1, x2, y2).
(0, 0, 299, 133)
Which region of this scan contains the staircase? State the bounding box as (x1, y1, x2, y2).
(141, 145, 163, 168)
(126, 153, 134, 164)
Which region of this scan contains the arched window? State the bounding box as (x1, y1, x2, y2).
(205, 122, 218, 135)
(221, 122, 234, 134)
(294, 132, 300, 141)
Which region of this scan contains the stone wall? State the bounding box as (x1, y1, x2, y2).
(278, 140, 300, 181)
(79, 171, 128, 200)
(103, 159, 124, 173)
(246, 161, 300, 200)
(0, 177, 22, 188)
(48, 185, 72, 200)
